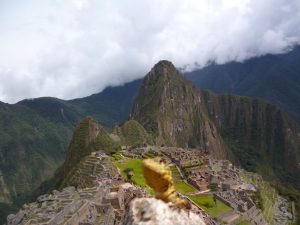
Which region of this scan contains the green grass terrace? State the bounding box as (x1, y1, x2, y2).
(236, 220, 251, 225)
(189, 194, 233, 219)
(112, 156, 197, 195)
(170, 166, 197, 194)
(113, 158, 154, 194)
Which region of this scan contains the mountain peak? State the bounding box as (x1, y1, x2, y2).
(62, 116, 119, 180)
(131, 61, 227, 158)
(131, 61, 300, 176)
(153, 60, 175, 69)
(147, 60, 179, 80)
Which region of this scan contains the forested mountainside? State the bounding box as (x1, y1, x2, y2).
(0, 80, 141, 222)
(132, 61, 300, 188)
(186, 46, 300, 122)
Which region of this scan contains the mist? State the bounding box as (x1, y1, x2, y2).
(0, 0, 299, 103)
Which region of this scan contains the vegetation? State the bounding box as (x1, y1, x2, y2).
(0, 80, 142, 222)
(143, 150, 158, 158)
(236, 220, 251, 225)
(251, 189, 264, 210)
(113, 120, 153, 146)
(170, 166, 197, 194)
(123, 168, 134, 181)
(113, 158, 153, 194)
(60, 155, 94, 188)
(69, 79, 142, 128)
(111, 152, 123, 160)
(241, 171, 283, 224)
(2, 51, 300, 223)
(62, 117, 120, 178)
(0, 203, 20, 225)
(276, 185, 300, 225)
(174, 181, 197, 194)
(189, 194, 232, 218)
(88, 126, 120, 153)
(186, 46, 300, 123)
(0, 102, 71, 224)
(132, 60, 300, 195)
(113, 158, 197, 195)
(181, 162, 203, 169)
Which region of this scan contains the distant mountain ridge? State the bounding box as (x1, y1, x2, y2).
(0, 80, 141, 223)
(186, 46, 300, 122)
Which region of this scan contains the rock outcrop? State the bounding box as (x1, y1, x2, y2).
(123, 198, 205, 225)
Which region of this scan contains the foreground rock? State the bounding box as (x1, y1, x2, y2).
(123, 198, 206, 225)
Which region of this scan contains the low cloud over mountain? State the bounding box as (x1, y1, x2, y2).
(0, 0, 300, 102)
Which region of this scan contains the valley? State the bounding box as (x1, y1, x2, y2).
(1, 59, 300, 224)
(1, 1, 299, 224)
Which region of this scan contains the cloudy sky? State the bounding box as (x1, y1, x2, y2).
(0, 0, 300, 103)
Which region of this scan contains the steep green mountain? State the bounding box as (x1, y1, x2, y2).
(0, 101, 73, 222)
(131, 61, 300, 188)
(113, 119, 153, 147)
(59, 117, 119, 188)
(186, 46, 300, 122)
(62, 117, 119, 177)
(131, 61, 227, 159)
(0, 80, 140, 223)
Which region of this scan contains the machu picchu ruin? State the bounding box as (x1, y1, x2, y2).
(6, 147, 295, 225)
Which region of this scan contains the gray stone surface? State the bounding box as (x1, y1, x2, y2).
(123, 198, 206, 225)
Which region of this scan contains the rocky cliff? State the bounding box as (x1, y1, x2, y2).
(131, 61, 227, 159)
(131, 61, 300, 187)
(124, 198, 206, 225)
(185, 46, 300, 123)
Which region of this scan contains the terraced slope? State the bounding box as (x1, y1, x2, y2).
(61, 153, 117, 189)
(62, 117, 120, 181)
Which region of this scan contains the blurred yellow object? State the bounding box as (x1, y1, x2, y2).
(142, 157, 190, 209)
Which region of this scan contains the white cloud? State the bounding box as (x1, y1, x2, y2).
(0, 0, 299, 103)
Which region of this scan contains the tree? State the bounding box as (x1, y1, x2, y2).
(213, 195, 217, 206)
(123, 168, 134, 182)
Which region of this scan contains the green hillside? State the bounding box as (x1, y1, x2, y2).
(186, 46, 300, 122)
(0, 102, 72, 223)
(0, 80, 140, 224)
(57, 117, 119, 188)
(113, 120, 153, 146)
